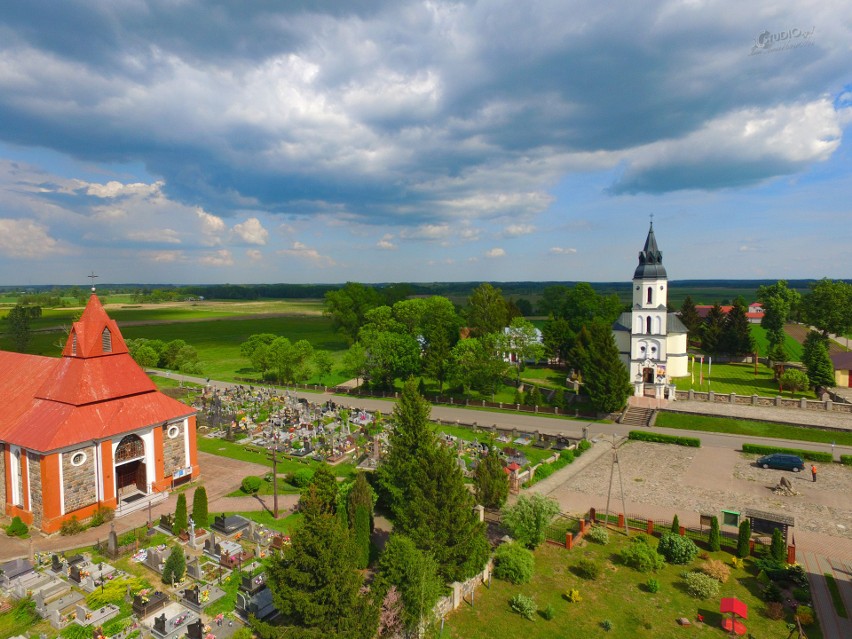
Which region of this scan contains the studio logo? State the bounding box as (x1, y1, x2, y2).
(750, 27, 815, 55)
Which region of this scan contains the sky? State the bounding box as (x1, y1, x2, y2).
(0, 1, 850, 286)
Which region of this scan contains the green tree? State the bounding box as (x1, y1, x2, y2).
(501, 493, 560, 549)
(449, 332, 510, 398)
(191, 486, 209, 529)
(313, 350, 334, 385)
(126, 339, 160, 368)
(678, 295, 703, 343)
(779, 368, 809, 394)
(378, 535, 443, 632)
(770, 528, 786, 562)
(240, 333, 277, 363)
(758, 280, 801, 358)
(541, 316, 575, 365)
(474, 446, 509, 509)
(420, 297, 461, 392)
(162, 545, 186, 585)
(701, 303, 726, 355)
(802, 331, 836, 389)
(802, 278, 852, 338)
(505, 317, 545, 380)
(736, 519, 751, 558)
(342, 343, 368, 387)
(173, 493, 188, 535)
(721, 300, 755, 356)
(670, 514, 680, 534)
(5, 305, 32, 352)
(301, 463, 338, 515)
(267, 337, 314, 384)
(324, 282, 383, 343)
(577, 323, 632, 413)
(348, 473, 374, 570)
(267, 488, 377, 639)
(359, 330, 420, 389)
(708, 516, 721, 552)
(465, 283, 510, 337)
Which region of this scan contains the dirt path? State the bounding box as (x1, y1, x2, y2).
(785, 323, 845, 355)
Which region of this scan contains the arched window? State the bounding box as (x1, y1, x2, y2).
(647, 287, 652, 304)
(646, 316, 652, 334)
(115, 434, 144, 463)
(102, 328, 112, 353)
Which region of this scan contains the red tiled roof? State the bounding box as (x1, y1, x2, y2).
(0, 294, 194, 452)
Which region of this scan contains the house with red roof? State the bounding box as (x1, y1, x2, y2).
(0, 293, 198, 533)
(694, 303, 764, 324)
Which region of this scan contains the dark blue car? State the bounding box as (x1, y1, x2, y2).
(756, 453, 805, 472)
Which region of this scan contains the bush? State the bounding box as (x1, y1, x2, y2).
(540, 604, 555, 621)
(574, 558, 601, 580)
(737, 519, 751, 558)
(841, 454, 852, 466)
(509, 594, 537, 621)
(89, 507, 114, 528)
(560, 449, 575, 463)
(576, 439, 591, 455)
(792, 586, 811, 603)
(60, 516, 84, 536)
(657, 533, 698, 564)
(701, 559, 731, 583)
(646, 578, 660, 593)
(493, 543, 535, 585)
(742, 443, 832, 462)
(240, 475, 262, 494)
(765, 602, 784, 620)
(6, 516, 28, 537)
(600, 619, 613, 631)
(628, 431, 700, 447)
(289, 468, 315, 487)
(585, 525, 609, 545)
(770, 528, 786, 562)
(684, 572, 720, 599)
(620, 539, 665, 573)
(764, 582, 783, 603)
(708, 516, 721, 552)
(532, 463, 554, 483)
(796, 605, 815, 626)
(565, 588, 582, 603)
(670, 515, 680, 534)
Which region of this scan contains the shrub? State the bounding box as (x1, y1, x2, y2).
(576, 439, 591, 455)
(89, 507, 114, 528)
(585, 525, 609, 545)
(736, 519, 751, 558)
(574, 558, 601, 580)
(841, 454, 852, 466)
(601, 619, 613, 631)
(646, 578, 660, 593)
(532, 463, 554, 482)
(731, 557, 744, 569)
(240, 475, 262, 494)
(509, 594, 537, 621)
(540, 604, 555, 621)
(6, 516, 28, 537)
(289, 468, 315, 487)
(764, 582, 783, 603)
(621, 539, 665, 573)
(161, 545, 186, 585)
(493, 543, 535, 585)
(701, 559, 731, 583)
(765, 602, 785, 620)
(628, 431, 700, 447)
(60, 516, 84, 536)
(192, 486, 209, 529)
(742, 443, 832, 462)
(670, 515, 680, 534)
(770, 528, 786, 562)
(565, 588, 582, 603)
(796, 605, 815, 626)
(173, 493, 188, 535)
(708, 516, 721, 552)
(792, 586, 811, 603)
(684, 572, 720, 599)
(657, 533, 698, 564)
(560, 449, 575, 463)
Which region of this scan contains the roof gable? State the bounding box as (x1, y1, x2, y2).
(62, 294, 129, 358)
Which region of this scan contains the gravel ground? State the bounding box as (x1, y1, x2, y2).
(561, 441, 852, 539)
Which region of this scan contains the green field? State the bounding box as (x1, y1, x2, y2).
(443, 534, 815, 639)
(750, 324, 803, 360)
(673, 361, 815, 399)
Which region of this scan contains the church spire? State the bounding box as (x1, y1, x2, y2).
(633, 221, 667, 279)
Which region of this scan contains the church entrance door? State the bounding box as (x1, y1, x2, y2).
(115, 460, 148, 499)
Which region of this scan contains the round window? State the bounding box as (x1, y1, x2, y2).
(70, 451, 87, 466)
(167, 425, 180, 439)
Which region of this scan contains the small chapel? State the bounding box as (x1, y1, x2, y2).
(0, 291, 198, 533)
(612, 223, 688, 398)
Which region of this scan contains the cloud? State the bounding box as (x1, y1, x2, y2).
(196, 208, 225, 244)
(246, 248, 263, 261)
(0, 218, 65, 257)
(144, 250, 184, 263)
(127, 228, 181, 244)
(277, 241, 336, 267)
(549, 246, 577, 255)
(485, 247, 505, 258)
(400, 224, 452, 241)
(231, 217, 269, 245)
(199, 249, 234, 266)
(84, 180, 163, 199)
(503, 224, 535, 237)
(377, 234, 396, 250)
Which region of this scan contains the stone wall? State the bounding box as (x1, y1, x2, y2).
(27, 452, 43, 528)
(162, 422, 186, 477)
(62, 446, 97, 514)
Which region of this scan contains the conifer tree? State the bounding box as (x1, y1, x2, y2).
(802, 332, 835, 389)
(708, 516, 721, 552)
(300, 463, 338, 514)
(173, 493, 188, 535)
(353, 506, 371, 570)
(474, 446, 509, 509)
(670, 514, 680, 534)
(267, 487, 377, 639)
(678, 295, 703, 343)
(378, 534, 442, 632)
(579, 324, 632, 414)
(347, 472, 375, 532)
(770, 528, 786, 562)
(737, 519, 751, 558)
(721, 300, 755, 355)
(162, 545, 186, 585)
(191, 486, 209, 529)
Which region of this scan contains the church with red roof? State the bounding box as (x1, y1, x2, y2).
(0, 293, 198, 533)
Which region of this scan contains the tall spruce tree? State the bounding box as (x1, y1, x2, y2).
(737, 519, 751, 558)
(378, 534, 443, 633)
(348, 472, 374, 570)
(708, 516, 721, 552)
(162, 545, 186, 585)
(701, 303, 727, 355)
(300, 463, 339, 514)
(678, 296, 703, 344)
(721, 300, 755, 356)
(802, 331, 836, 389)
(266, 487, 377, 639)
(173, 493, 188, 535)
(770, 528, 786, 562)
(474, 446, 509, 509)
(191, 486, 209, 529)
(579, 324, 632, 414)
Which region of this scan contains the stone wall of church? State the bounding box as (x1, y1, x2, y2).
(0, 445, 5, 507)
(63, 447, 97, 514)
(163, 422, 186, 477)
(28, 452, 43, 528)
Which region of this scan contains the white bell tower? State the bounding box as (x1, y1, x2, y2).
(630, 221, 669, 385)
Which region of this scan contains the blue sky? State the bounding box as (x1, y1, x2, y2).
(0, 1, 849, 285)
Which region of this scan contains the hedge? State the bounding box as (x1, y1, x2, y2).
(628, 431, 700, 448)
(741, 443, 833, 462)
(841, 455, 852, 467)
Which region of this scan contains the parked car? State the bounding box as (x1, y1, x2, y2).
(756, 453, 805, 472)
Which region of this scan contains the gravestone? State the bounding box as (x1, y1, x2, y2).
(186, 619, 203, 639)
(153, 614, 166, 636)
(144, 548, 164, 573)
(159, 513, 174, 533)
(69, 564, 82, 583)
(34, 591, 46, 616)
(107, 525, 119, 558)
(186, 557, 202, 581)
(51, 555, 63, 573)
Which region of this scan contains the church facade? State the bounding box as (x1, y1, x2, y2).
(0, 294, 198, 533)
(613, 224, 688, 397)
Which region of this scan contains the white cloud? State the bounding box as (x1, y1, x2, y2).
(127, 228, 181, 244)
(377, 234, 396, 250)
(199, 249, 234, 266)
(196, 208, 226, 241)
(400, 224, 452, 240)
(84, 180, 163, 199)
(277, 241, 336, 267)
(144, 250, 184, 263)
(503, 224, 535, 237)
(485, 247, 505, 258)
(549, 246, 577, 255)
(246, 248, 263, 261)
(0, 219, 65, 258)
(231, 217, 269, 245)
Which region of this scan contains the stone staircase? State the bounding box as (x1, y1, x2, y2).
(619, 406, 654, 427)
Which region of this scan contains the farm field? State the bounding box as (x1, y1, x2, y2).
(749, 323, 803, 361)
(443, 535, 814, 639)
(672, 361, 815, 399)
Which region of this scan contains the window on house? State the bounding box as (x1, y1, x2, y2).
(102, 328, 112, 353)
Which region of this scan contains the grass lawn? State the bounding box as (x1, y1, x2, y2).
(519, 366, 568, 390)
(444, 535, 818, 639)
(654, 412, 852, 447)
(750, 324, 803, 361)
(673, 361, 815, 399)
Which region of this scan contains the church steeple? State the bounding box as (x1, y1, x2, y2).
(634, 221, 667, 279)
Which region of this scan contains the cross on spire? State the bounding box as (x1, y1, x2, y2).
(88, 271, 98, 292)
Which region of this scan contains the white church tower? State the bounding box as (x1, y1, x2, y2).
(613, 223, 688, 398)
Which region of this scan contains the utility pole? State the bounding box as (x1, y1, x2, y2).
(266, 445, 280, 519)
